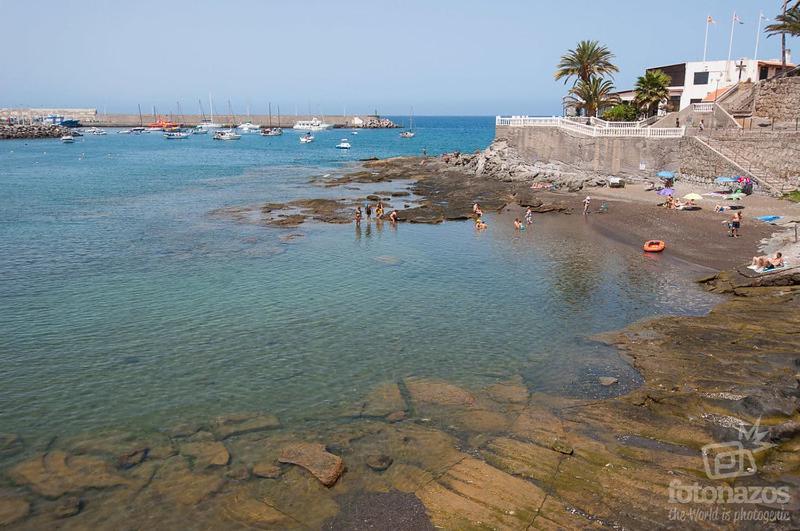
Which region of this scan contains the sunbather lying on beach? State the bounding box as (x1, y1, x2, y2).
(751, 252, 783, 269)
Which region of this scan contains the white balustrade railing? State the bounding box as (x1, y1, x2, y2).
(692, 103, 714, 113)
(495, 116, 685, 138)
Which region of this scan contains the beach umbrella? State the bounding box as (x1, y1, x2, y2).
(657, 188, 674, 196)
(657, 171, 674, 179)
(683, 193, 703, 201)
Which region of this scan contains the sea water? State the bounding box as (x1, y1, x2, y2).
(0, 117, 719, 448)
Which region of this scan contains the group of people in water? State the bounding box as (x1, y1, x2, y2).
(354, 201, 398, 225)
(472, 202, 534, 231)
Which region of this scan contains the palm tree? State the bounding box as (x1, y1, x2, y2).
(554, 40, 619, 86)
(766, 1, 800, 69)
(634, 70, 671, 117)
(565, 76, 619, 117)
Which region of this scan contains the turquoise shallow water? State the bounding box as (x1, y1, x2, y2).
(0, 117, 719, 445)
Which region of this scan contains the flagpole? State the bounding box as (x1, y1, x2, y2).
(726, 11, 736, 81)
(754, 12, 763, 62)
(703, 16, 710, 61)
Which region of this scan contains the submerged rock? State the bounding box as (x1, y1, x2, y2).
(252, 463, 282, 479)
(211, 413, 280, 440)
(0, 498, 30, 526)
(404, 378, 475, 407)
(598, 377, 619, 387)
(221, 487, 290, 528)
(278, 443, 344, 487)
(179, 441, 230, 468)
(0, 434, 22, 457)
(53, 495, 83, 518)
(359, 382, 407, 418)
(366, 454, 393, 472)
(117, 447, 148, 470)
(148, 457, 226, 506)
(9, 451, 129, 498)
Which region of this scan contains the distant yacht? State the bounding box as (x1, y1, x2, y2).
(260, 127, 283, 136)
(61, 135, 74, 143)
(237, 122, 261, 132)
(293, 117, 333, 131)
(164, 131, 190, 139)
(192, 126, 208, 134)
(130, 127, 146, 135)
(213, 130, 241, 141)
(400, 107, 416, 138)
(335, 138, 351, 149)
(84, 127, 107, 136)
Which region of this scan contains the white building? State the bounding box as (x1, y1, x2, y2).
(614, 55, 794, 112)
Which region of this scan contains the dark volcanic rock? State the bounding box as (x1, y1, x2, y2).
(117, 447, 148, 469)
(366, 454, 393, 471)
(53, 496, 82, 518)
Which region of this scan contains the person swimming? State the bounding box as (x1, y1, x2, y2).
(475, 218, 487, 230)
(513, 218, 523, 230)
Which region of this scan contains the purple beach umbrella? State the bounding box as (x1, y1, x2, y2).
(657, 188, 674, 196)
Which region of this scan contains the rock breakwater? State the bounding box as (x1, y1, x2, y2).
(0, 124, 70, 140)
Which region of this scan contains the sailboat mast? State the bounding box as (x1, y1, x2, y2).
(209, 93, 214, 123)
(277, 105, 281, 128)
(138, 104, 143, 126)
(268, 102, 272, 128)
(199, 99, 207, 122)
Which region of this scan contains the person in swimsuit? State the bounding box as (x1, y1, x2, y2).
(525, 207, 533, 224)
(389, 210, 398, 224)
(752, 252, 783, 269)
(365, 204, 372, 219)
(731, 212, 742, 237)
(354, 207, 362, 225)
(583, 196, 591, 215)
(475, 218, 487, 230)
(375, 202, 384, 219)
(513, 218, 522, 230)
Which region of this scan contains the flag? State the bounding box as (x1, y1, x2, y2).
(707, 15, 715, 24)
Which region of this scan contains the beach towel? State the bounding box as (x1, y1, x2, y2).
(756, 215, 782, 223)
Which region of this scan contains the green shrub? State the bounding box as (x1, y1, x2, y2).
(602, 103, 638, 122)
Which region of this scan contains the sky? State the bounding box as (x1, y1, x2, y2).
(1, 0, 797, 116)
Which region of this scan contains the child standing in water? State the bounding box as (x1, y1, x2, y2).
(354, 207, 362, 225)
(525, 207, 533, 224)
(583, 196, 591, 215)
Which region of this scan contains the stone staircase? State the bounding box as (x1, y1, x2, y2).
(693, 136, 786, 195)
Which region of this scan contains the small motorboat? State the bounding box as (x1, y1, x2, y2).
(164, 131, 190, 139)
(643, 240, 666, 253)
(85, 127, 107, 135)
(118, 129, 131, 134)
(213, 130, 241, 141)
(335, 139, 351, 149)
(61, 135, 74, 143)
(351, 131, 358, 135)
(399, 131, 415, 138)
(192, 126, 208, 135)
(260, 127, 283, 136)
(299, 133, 314, 144)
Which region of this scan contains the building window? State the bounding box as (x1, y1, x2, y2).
(759, 66, 769, 80)
(693, 72, 710, 85)
(690, 98, 703, 104)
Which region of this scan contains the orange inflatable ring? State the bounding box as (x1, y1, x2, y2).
(643, 240, 666, 252)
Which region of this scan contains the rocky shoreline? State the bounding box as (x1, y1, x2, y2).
(2, 149, 800, 528)
(0, 124, 70, 140)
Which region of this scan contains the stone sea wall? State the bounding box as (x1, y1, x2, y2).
(497, 125, 799, 189)
(0, 124, 69, 140)
(754, 76, 800, 120)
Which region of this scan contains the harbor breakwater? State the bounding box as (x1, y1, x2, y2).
(0, 124, 69, 140)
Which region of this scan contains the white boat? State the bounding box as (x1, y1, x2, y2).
(299, 133, 315, 143)
(61, 135, 74, 143)
(192, 126, 208, 134)
(261, 104, 283, 136)
(292, 117, 333, 131)
(351, 131, 358, 135)
(237, 122, 261, 132)
(335, 139, 351, 149)
(164, 131, 190, 139)
(130, 127, 146, 135)
(85, 127, 107, 135)
(213, 130, 241, 141)
(118, 129, 131, 134)
(400, 107, 416, 138)
(198, 94, 223, 129)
